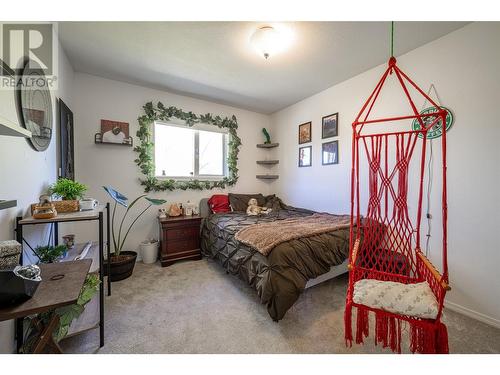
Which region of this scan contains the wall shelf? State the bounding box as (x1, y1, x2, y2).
(256, 175, 279, 180)
(0, 115, 32, 138)
(0, 200, 17, 210)
(95, 133, 133, 146)
(256, 160, 279, 165)
(256, 143, 279, 148)
(256, 143, 279, 181)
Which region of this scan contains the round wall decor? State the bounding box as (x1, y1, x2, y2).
(411, 106, 454, 140)
(17, 60, 53, 151)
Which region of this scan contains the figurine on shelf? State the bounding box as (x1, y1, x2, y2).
(168, 203, 182, 217)
(62, 234, 75, 249)
(158, 208, 167, 219)
(262, 128, 271, 144)
(185, 200, 195, 216)
(32, 194, 57, 219)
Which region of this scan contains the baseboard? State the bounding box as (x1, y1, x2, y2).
(445, 301, 500, 329)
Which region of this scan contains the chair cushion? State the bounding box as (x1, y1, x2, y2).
(353, 279, 439, 319)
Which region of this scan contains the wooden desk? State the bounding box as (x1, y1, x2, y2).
(0, 260, 91, 353)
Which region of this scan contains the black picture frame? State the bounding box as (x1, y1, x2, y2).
(298, 145, 312, 167)
(298, 121, 312, 144)
(322, 140, 339, 165)
(322, 112, 338, 139)
(58, 99, 75, 180)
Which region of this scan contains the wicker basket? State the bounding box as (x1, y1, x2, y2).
(31, 200, 79, 214)
(32, 204, 57, 219)
(53, 200, 79, 213)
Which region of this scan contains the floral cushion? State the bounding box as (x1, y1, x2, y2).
(353, 279, 439, 319)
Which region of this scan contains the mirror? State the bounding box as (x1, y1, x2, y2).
(17, 59, 53, 151)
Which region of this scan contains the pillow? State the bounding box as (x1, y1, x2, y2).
(207, 194, 231, 213)
(228, 193, 265, 212)
(264, 194, 283, 210)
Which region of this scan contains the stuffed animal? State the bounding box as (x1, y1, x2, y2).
(246, 198, 272, 216)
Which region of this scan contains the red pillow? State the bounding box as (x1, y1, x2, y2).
(208, 194, 231, 213)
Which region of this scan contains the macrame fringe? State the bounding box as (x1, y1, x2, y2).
(344, 306, 448, 354)
(344, 303, 353, 347)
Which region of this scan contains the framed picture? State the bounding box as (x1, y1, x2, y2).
(298, 121, 312, 144)
(100, 119, 131, 144)
(58, 99, 74, 180)
(322, 113, 338, 139)
(298, 146, 312, 167)
(322, 140, 339, 165)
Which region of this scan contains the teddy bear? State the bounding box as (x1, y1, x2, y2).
(246, 198, 272, 216)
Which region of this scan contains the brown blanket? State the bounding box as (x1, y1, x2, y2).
(235, 213, 351, 255)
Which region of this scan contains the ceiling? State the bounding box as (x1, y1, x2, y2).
(58, 22, 468, 114)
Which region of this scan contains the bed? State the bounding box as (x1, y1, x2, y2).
(199, 195, 351, 321)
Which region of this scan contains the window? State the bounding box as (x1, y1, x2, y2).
(154, 122, 228, 179)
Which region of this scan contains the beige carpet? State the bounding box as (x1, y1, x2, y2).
(61, 259, 500, 354)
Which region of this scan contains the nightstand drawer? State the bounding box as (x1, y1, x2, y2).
(165, 237, 199, 253)
(165, 226, 199, 241)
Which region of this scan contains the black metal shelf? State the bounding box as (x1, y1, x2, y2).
(15, 204, 111, 352)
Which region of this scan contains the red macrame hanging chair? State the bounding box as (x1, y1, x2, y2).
(344, 55, 451, 354)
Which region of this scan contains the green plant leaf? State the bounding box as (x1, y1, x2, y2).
(145, 197, 167, 205)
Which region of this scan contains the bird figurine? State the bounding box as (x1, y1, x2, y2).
(262, 128, 271, 144)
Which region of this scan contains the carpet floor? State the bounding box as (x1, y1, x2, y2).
(61, 259, 500, 354)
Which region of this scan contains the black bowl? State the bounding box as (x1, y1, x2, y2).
(0, 270, 40, 307)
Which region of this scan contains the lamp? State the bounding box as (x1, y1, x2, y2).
(250, 26, 289, 59)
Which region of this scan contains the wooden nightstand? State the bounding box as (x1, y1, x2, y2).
(158, 215, 202, 267)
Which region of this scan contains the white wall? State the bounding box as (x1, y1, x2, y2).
(0, 39, 75, 352)
(271, 22, 500, 326)
(71, 73, 272, 253)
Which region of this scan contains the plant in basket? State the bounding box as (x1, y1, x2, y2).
(103, 186, 166, 281)
(48, 178, 88, 213)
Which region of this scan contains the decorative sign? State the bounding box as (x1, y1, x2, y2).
(412, 106, 454, 139)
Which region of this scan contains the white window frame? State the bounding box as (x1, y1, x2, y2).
(153, 120, 229, 181)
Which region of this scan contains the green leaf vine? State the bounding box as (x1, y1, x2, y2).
(134, 101, 241, 192)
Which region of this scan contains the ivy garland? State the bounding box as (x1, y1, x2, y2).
(134, 101, 241, 192)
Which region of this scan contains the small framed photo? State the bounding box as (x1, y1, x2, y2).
(101, 119, 130, 144)
(298, 121, 312, 144)
(322, 141, 338, 165)
(322, 113, 338, 139)
(298, 146, 312, 167)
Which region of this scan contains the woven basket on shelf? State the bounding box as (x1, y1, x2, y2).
(31, 200, 79, 214)
(32, 204, 57, 219)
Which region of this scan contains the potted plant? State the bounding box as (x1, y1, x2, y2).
(33, 244, 67, 263)
(103, 186, 166, 281)
(48, 178, 88, 213)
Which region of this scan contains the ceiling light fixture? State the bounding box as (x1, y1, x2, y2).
(250, 25, 291, 60)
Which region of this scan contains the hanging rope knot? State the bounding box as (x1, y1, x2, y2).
(388, 57, 397, 74)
